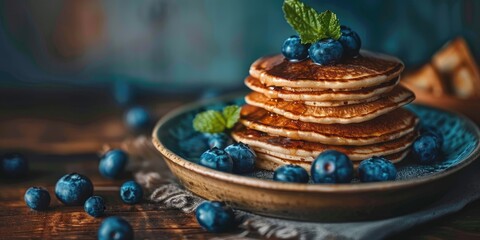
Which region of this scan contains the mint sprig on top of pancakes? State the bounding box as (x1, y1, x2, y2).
(281, 0, 361, 65)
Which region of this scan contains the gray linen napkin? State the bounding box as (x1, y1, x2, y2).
(126, 136, 480, 240)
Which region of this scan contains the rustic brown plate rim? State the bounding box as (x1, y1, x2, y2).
(152, 94, 480, 193)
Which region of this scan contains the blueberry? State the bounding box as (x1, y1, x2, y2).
(99, 149, 129, 179)
(308, 39, 344, 65)
(120, 181, 143, 204)
(195, 201, 235, 233)
(339, 25, 361, 57)
(224, 142, 256, 174)
(84, 196, 106, 217)
(281, 35, 310, 61)
(55, 173, 94, 206)
(2, 153, 28, 178)
(24, 187, 50, 211)
(125, 106, 151, 130)
(179, 133, 210, 158)
(98, 216, 134, 240)
(412, 132, 442, 164)
(204, 133, 232, 149)
(358, 156, 397, 182)
(273, 165, 309, 183)
(420, 127, 444, 148)
(113, 81, 135, 106)
(311, 150, 353, 183)
(199, 148, 233, 173)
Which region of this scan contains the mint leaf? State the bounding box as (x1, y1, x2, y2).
(222, 105, 241, 129)
(319, 10, 341, 40)
(283, 0, 342, 43)
(193, 110, 226, 133)
(283, 0, 323, 44)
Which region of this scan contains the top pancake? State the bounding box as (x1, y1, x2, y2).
(250, 50, 404, 89)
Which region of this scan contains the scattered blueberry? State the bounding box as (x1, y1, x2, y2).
(55, 173, 94, 206)
(224, 142, 256, 174)
(195, 201, 235, 233)
(420, 126, 444, 148)
(281, 35, 310, 61)
(1, 153, 28, 178)
(99, 149, 129, 179)
(308, 38, 344, 65)
(113, 80, 135, 106)
(24, 187, 50, 211)
(358, 156, 397, 182)
(273, 165, 309, 183)
(204, 133, 232, 149)
(339, 25, 361, 57)
(200, 89, 222, 100)
(120, 181, 143, 204)
(179, 133, 210, 159)
(125, 106, 151, 130)
(199, 148, 233, 173)
(412, 132, 442, 164)
(98, 216, 134, 240)
(84, 196, 106, 217)
(311, 150, 353, 183)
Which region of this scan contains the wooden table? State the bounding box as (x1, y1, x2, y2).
(1, 86, 479, 239)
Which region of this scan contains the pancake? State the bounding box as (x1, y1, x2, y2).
(245, 86, 415, 124)
(255, 150, 409, 172)
(250, 50, 404, 89)
(245, 76, 399, 102)
(302, 96, 381, 107)
(240, 105, 418, 146)
(231, 125, 417, 162)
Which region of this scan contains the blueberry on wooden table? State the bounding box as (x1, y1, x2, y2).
(358, 156, 397, 182)
(199, 148, 234, 173)
(120, 181, 143, 204)
(99, 149, 128, 179)
(55, 173, 94, 206)
(98, 216, 133, 240)
(273, 165, 309, 183)
(224, 142, 256, 174)
(1, 153, 28, 178)
(311, 150, 354, 183)
(125, 106, 151, 130)
(84, 196, 106, 217)
(195, 201, 235, 233)
(24, 187, 50, 211)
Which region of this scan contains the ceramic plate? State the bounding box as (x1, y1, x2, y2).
(152, 95, 480, 221)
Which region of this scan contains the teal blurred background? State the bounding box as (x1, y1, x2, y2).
(0, 0, 479, 93)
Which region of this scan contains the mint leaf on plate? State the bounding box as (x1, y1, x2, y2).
(319, 10, 341, 40)
(193, 110, 226, 133)
(283, 0, 342, 43)
(222, 105, 241, 129)
(283, 0, 323, 44)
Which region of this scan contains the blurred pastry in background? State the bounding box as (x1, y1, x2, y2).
(402, 37, 480, 124)
(403, 37, 480, 99)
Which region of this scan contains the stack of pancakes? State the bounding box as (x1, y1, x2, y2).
(232, 51, 419, 171)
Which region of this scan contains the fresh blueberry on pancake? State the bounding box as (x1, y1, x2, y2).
(199, 148, 234, 173)
(308, 39, 344, 65)
(339, 25, 361, 57)
(358, 156, 397, 182)
(311, 150, 353, 183)
(273, 165, 309, 183)
(281, 35, 310, 61)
